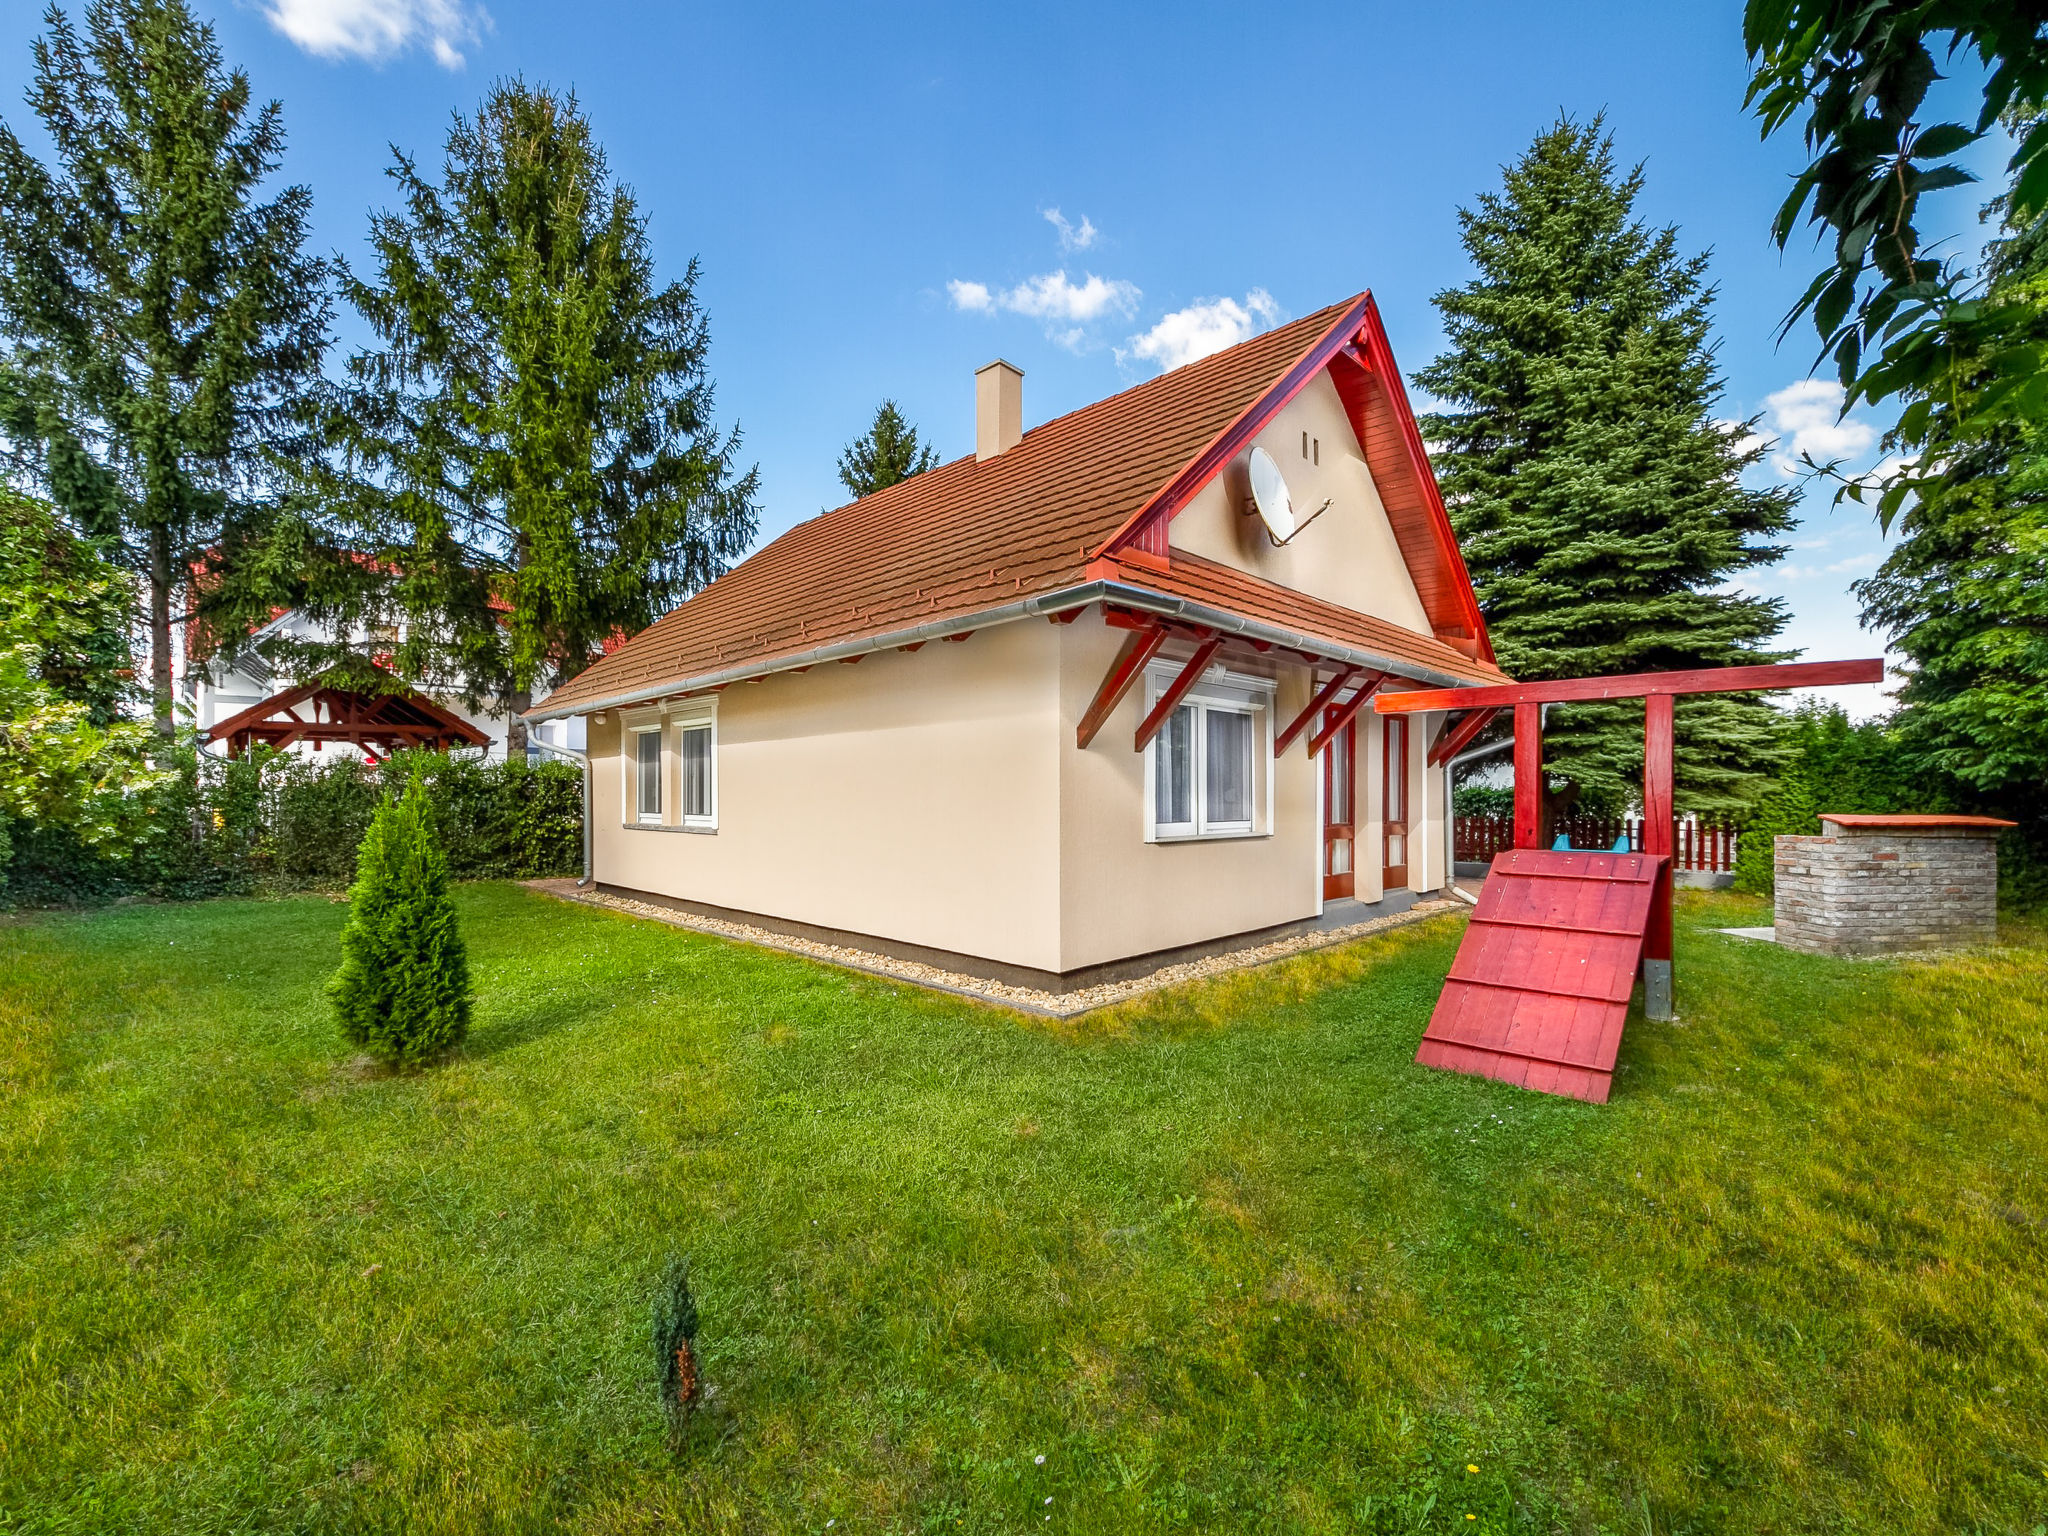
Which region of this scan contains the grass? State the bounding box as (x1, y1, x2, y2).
(1, 884, 2044, 1535)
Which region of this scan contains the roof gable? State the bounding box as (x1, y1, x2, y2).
(536, 294, 1496, 716)
(1095, 293, 1490, 661)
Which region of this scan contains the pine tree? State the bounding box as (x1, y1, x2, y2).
(304, 80, 759, 752)
(0, 0, 330, 734)
(836, 400, 937, 499)
(1416, 117, 1797, 819)
(329, 782, 471, 1065)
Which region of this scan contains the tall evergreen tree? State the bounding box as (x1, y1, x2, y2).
(304, 80, 759, 752)
(836, 400, 937, 499)
(1855, 140, 2048, 802)
(1416, 117, 1797, 818)
(0, 0, 330, 734)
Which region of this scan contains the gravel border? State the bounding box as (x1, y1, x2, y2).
(523, 879, 1461, 1018)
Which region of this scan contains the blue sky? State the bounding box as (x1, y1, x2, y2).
(2, 0, 2012, 715)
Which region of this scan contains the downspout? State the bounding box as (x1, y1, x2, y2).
(529, 734, 593, 888)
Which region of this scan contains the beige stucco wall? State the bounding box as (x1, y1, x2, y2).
(1167, 373, 1431, 632)
(585, 612, 1455, 976)
(589, 620, 1065, 972)
(1054, 616, 1323, 972)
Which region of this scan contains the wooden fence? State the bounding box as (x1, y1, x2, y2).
(1454, 815, 1739, 872)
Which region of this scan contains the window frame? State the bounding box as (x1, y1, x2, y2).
(627, 723, 664, 826)
(619, 701, 719, 832)
(1141, 662, 1274, 843)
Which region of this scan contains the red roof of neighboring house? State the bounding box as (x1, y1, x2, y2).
(534, 293, 1503, 717)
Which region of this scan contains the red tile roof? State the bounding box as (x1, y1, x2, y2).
(535, 296, 1501, 716)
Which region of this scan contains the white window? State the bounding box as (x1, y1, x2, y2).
(677, 721, 715, 828)
(621, 703, 718, 832)
(630, 726, 663, 824)
(1144, 664, 1271, 841)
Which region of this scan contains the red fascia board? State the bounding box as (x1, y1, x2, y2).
(1374, 658, 1885, 714)
(1335, 301, 1493, 662)
(1093, 294, 1374, 561)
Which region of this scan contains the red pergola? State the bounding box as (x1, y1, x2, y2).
(1373, 657, 1883, 1099)
(205, 678, 490, 759)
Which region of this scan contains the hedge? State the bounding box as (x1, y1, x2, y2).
(2, 744, 582, 907)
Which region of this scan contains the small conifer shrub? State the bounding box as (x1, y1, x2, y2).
(328, 780, 471, 1064)
(652, 1254, 702, 1432)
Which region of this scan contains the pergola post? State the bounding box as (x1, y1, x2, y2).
(1512, 701, 1542, 850)
(1641, 692, 1676, 1020)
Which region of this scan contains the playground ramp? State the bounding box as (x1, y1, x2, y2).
(1416, 847, 1668, 1103)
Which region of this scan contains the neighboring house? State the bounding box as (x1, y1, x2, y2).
(526, 293, 1508, 988)
(180, 606, 586, 762)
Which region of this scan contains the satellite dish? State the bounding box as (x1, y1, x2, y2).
(1247, 446, 1296, 543)
(1244, 445, 1332, 547)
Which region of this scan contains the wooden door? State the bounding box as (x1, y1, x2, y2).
(1383, 714, 1410, 889)
(1322, 714, 1355, 900)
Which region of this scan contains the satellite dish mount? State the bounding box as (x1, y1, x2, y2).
(1243, 445, 1331, 547)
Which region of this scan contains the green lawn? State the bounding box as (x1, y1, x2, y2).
(2, 885, 2044, 1535)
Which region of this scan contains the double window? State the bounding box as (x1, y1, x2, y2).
(623, 707, 718, 831)
(1145, 664, 1271, 840)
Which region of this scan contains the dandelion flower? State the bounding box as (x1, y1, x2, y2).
(1467, 1463, 1479, 1473)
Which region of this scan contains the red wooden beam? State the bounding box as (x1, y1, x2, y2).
(1306, 673, 1386, 758)
(1134, 635, 1222, 752)
(1641, 693, 1675, 965)
(1076, 623, 1167, 750)
(1512, 701, 1542, 850)
(1375, 658, 1884, 714)
(1274, 667, 1357, 757)
(1425, 705, 1500, 766)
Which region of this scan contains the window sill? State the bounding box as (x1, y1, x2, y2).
(621, 822, 719, 835)
(1146, 829, 1272, 845)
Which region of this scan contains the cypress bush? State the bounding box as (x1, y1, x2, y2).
(328, 781, 472, 1065)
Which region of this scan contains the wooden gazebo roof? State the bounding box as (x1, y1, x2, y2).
(205, 677, 490, 759)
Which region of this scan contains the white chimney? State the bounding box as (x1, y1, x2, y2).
(975, 359, 1023, 461)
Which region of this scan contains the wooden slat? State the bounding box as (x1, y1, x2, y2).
(1414, 848, 1669, 1104)
(1375, 658, 1885, 714)
(1075, 623, 1166, 750)
(1275, 667, 1356, 756)
(1134, 636, 1222, 751)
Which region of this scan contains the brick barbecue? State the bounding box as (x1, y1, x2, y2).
(1775, 814, 2014, 957)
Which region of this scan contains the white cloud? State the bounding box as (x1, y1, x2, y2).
(946, 268, 1141, 351)
(1118, 289, 1284, 373)
(264, 0, 487, 66)
(1044, 208, 1098, 251)
(946, 279, 994, 314)
(1000, 270, 1139, 324)
(1763, 378, 1877, 475)
(1826, 552, 1880, 575)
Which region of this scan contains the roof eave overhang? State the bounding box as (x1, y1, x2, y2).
(525, 582, 1493, 721)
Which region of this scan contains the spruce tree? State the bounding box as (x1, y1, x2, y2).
(1416, 117, 1797, 819)
(0, 0, 330, 734)
(304, 80, 759, 752)
(329, 781, 471, 1065)
(836, 400, 937, 499)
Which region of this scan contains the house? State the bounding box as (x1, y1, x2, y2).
(526, 293, 1507, 989)
(180, 601, 585, 762)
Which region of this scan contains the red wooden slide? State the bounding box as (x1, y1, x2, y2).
(1416, 848, 1667, 1104)
(1377, 657, 1882, 1103)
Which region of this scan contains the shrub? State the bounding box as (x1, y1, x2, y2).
(1, 740, 583, 906)
(652, 1254, 703, 1434)
(328, 781, 472, 1065)
(1453, 784, 1514, 818)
